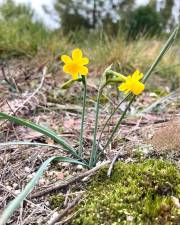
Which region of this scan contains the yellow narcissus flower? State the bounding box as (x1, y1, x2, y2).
(118, 70, 145, 95)
(61, 48, 89, 80)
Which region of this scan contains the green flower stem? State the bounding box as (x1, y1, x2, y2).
(97, 93, 131, 147)
(102, 95, 135, 152)
(79, 76, 87, 157)
(89, 83, 107, 167)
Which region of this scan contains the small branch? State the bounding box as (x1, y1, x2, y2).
(107, 146, 124, 177)
(137, 89, 180, 115)
(30, 160, 110, 199)
(47, 194, 83, 225)
(13, 67, 47, 115)
(1, 65, 18, 92)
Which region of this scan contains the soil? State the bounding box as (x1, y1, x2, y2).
(150, 118, 180, 152)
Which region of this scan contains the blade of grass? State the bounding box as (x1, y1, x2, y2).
(0, 112, 78, 158)
(143, 25, 179, 82)
(0, 156, 88, 225)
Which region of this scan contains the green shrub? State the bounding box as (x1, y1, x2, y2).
(0, 0, 50, 57)
(123, 5, 164, 40)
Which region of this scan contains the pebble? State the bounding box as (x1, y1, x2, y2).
(47, 212, 59, 225)
(45, 201, 50, 206)
(61, 162, 70, 167)
(126, 215, 134, 221)
(12, 183, 18, 189)
(6, 185, 12, 191)
(14, 189, 21, 195)
(171, 196, 180, 209)
(76, 165, 84, 170)
(82, 176, 89, 182)
(27, 172, 36, 180)
(24, 166, 31, 173)
(38, 178, 46, 186)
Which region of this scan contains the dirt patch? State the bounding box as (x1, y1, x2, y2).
(148, 118, 180, 152)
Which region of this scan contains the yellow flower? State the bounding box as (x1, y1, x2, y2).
(61, 48, 89, 80)
(118, 70, 145, 95)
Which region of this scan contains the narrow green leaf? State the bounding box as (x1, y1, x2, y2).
(0, 156, 88, 225)
(0, 112, 78, 158)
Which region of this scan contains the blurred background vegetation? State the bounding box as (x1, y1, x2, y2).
(0, 0, 179, 89)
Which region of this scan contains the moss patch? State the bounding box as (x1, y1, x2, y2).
(49, 194, 65, 209)
(72, 160, 180, 225)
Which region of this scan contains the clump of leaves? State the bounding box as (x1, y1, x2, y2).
(72, 160, 180, 225)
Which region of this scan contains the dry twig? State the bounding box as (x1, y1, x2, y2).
(107, 146, 124, 177)
(47, 194, 83, 225)
(30, 160, 110, 199)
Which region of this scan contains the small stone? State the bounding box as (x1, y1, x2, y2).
(27, 172, 36, 180)
(45, 201, 50, 206)
(47, 212, 59, 225)
(171, 196, 180, 209)
(96, 161, 103, 166)
(76, 165, 84, 170)
(56, 172, 64, 180)
(149, 92, 158, 97)
(38, 178, 46, 186)
(12, 183, 18, 189)
(24, 166, 31, 173)
(82, 176, 89, 182)
(14, 189, 21, 195)
(64, 171, 70, 176)
(48, 171, 55, 177)
(62, 162, 70, 167)
(6, 185, 12, 191)
(126, 215, 134, 221)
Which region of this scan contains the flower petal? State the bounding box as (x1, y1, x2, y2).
(80, 57, 89, 65)
(63, 65, 70, 74)
(132, 82, 145, 95)
(61, 55, 72, 64)
(79, 66, 88, 75)
(72, 48, 82, 60)
(132, 70, 143, 81)
(118, 83, 128, 92)
(71, 73, 79, 80)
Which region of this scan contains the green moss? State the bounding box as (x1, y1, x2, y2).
(49, 194, 65, 209)
(72, 160, 180, 225)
